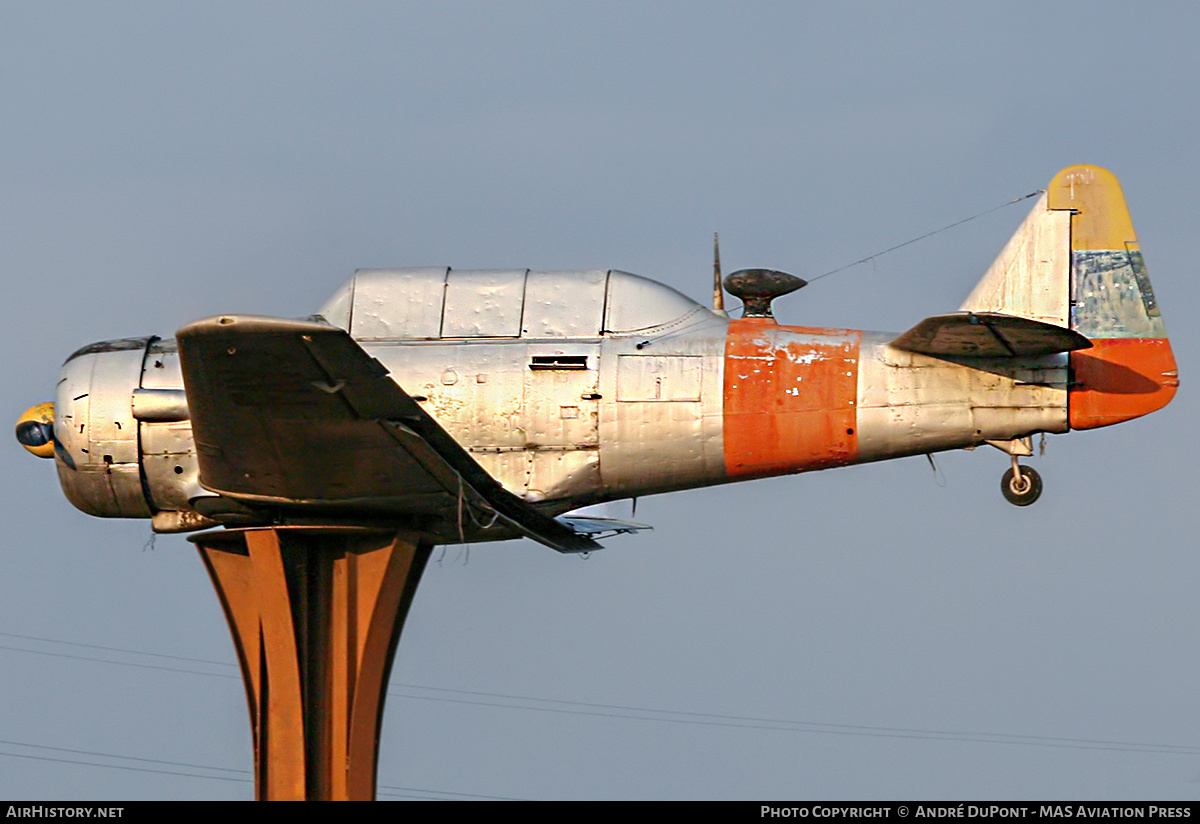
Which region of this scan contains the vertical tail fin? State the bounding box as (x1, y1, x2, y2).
(960, 190, 1072, 326)
(962, 165, 1177, 430)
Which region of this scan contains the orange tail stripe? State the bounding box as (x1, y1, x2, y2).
(1069, 338, 1178, 430)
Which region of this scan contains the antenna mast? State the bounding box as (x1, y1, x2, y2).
(713, 232, 725, 312)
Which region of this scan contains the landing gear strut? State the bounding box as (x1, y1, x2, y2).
(1001, 457, 1042, 506)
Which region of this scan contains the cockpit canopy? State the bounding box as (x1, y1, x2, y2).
(318, 268, 711, 340)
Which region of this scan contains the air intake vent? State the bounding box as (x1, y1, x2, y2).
(529, 355, 589, 371)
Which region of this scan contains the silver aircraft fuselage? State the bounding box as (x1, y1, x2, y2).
(46, 268, 1078, 532)
(26, 166, 1179, 544)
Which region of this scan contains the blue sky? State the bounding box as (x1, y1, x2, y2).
(3, 1, 1199, 799)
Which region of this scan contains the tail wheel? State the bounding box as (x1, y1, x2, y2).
(1001, 465, 1042, 506)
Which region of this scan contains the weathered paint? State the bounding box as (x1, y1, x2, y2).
(54, 339, 153, 518)
(140, 340, 207, 514)
(523, 269, 608, 337)
(855, 333, 1068, 463)
(357, 273, 727, 504)
(1068, 338, 1178, 429)
(599, 322, 727, 498)
(723, 317, 861, 478)
(960, 192, 1071, 326)
(29, 166, 1177, 532)
(320, 268, 708, 341)
(1047, 165, 1178, 430)
(15, 402, 56, 458)
(443, 270, 527, 338)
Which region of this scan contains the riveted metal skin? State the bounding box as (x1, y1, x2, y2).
(137, 338, 210, 520)
(854, 334, 1068, 463)
(960, 191, 1071, 326)
(600, 318, 727, 497)
(723, 318, 860, 477)
(49, 335, 212, 526)
(29, 167, 1177, 536)
(54, 338, 154, 518)
(361, 270, 728, 504)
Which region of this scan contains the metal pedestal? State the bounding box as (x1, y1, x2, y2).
(190, 526, 431, 800)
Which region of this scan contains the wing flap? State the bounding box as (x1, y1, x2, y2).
(177, 315, 599, 553)
(556, 516, 653, 538)
(891, 312, 1092, 358)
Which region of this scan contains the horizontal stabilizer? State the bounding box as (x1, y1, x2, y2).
(891, 312, 1092, 358)
(557, 515, 653, 539)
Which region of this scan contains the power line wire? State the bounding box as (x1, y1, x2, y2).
(387, 685, 1200, 756)
(0, 740, 518, 800)
(378, 784, 525, 801)
(6, 629, 1199, 760)
(0, 642, 238, 680)
(0, 748, 250, 785)
(401, 682, 1200, 753)
(0, 737, 246, 774)
(0, 631, 236, 667)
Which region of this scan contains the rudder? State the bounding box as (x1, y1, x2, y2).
(1048, 165, 1178, 429)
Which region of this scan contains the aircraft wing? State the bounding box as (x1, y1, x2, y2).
(891, 312, 1092, 358)
(175, 315, 601, 553)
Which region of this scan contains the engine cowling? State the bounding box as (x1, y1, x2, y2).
(53, 338, 155, 518)
(25, 336, 213, 531)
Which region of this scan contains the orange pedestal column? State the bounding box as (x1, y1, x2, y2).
(190, 526, 432, 801)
